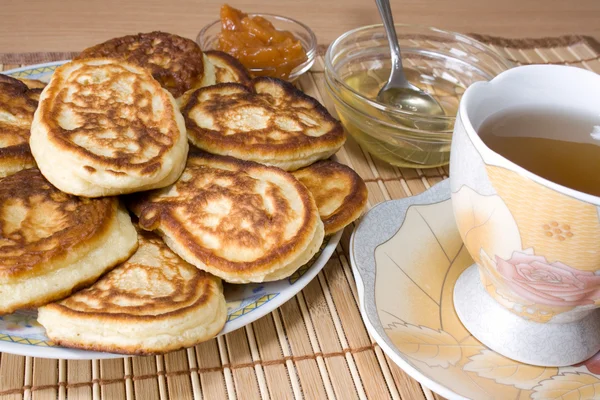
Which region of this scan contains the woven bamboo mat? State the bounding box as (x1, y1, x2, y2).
(0, 34, 599, 400)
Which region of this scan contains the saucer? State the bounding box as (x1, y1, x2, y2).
(350, 179, 600, 399)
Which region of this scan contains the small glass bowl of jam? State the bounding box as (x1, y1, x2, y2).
(325, 24, 513, 168)
(198, 8, 317, 81)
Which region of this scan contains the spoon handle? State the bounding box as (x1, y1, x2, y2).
(374, 0, 408, 84)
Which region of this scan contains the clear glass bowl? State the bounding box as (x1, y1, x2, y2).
(197, 14, 317, 82)
(325, 24, 513, 168)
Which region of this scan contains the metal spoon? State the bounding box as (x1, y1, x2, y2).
(375, 0, 446, 121)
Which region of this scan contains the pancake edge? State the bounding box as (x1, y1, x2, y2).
(0, 203, 138, 314)
(37, 278, 226, 355)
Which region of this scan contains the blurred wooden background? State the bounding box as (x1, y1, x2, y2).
(0, 0, 598, 52)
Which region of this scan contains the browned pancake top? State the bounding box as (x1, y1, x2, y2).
(39, 59, 181, 176)
(0, 168, 116, 279)
(0, 75, 38, 167)
(17, 77, 47, 90)
(293, 160, 368, 235)
(205, 50, 251, 85)
(183, 77, 345, 157)
(129, 151, 318, 275)
(76, 31, 204, 97)
(50, 229, 217, 320)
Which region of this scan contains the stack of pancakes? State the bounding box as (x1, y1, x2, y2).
(0, 31, 367, 355)
(0, 75, 39, 177)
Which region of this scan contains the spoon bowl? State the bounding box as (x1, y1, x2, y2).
(324, 23, 513, 168)
(378, 86, 450, 131)
(374, 0, 446, 129)
(377, 85, 446, 115)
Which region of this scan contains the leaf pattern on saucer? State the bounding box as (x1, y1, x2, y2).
(376, 201, 464, 331)
(358, 181, 600, 399)
(531, 373, 600, 399)
(385, 321, 461, 368)
(464, 349, 558, 389)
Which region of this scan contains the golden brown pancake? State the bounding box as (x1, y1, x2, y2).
(0, 75, 38, 178)
(205, 50, 251, 86)
(128, 151, 324, 283)
(176, 51, 251, 107)
(30, 58, 189, 197)
(0, 75, 47, 102)
(75, 31, 205, 98)
(293, 160, 368, 235)
(17, 78, 47, 90)
(182, 77, 346, 171)
(0, 74, 25, 87)
(37, 228, 226, 355)
(0, 168, 138, 315)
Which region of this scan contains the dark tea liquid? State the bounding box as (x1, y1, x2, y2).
(478, 107, 600, 197)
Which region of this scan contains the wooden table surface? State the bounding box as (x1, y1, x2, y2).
(0, 0, 599, 53)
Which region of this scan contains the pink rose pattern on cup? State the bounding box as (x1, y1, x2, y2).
(577, 350, 600, 374)
(495, 249, 600, 307)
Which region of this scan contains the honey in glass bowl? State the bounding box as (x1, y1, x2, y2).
(344, 68, 463, 125)
(325, 24, 513, 168)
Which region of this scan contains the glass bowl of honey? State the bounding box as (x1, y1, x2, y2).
(325, 24, 513, 168)
(198, 9, 317, 81)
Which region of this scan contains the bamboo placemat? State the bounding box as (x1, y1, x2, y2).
(0, 34, 599, 400)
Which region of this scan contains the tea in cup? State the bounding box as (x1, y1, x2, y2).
(450, 65, 600, 366)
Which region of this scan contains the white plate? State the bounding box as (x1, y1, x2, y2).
(0, 62, 342, 360)
(350, 179, 600, 400)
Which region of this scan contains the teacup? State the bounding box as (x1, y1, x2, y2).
(450, 65, 600, 366)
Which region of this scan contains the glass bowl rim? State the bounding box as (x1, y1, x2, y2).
(197, 13, 318, 80)
(324, 23, 514, 122)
